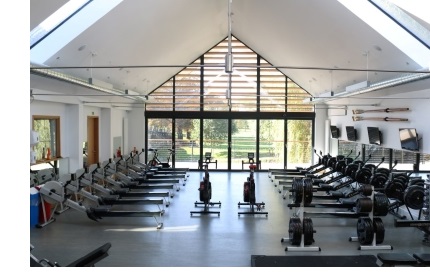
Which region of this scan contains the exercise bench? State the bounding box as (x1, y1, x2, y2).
(377, 253, 430, 267)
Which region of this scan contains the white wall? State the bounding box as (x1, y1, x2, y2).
(31, 80, 429, 176)
(65, 104, 83, 172)
(31, 100, 69, 175)
(128, 107, 146, 160)
(314, 108, 329, 158)
(329, 89, 430, 155)
(30, 88, 129, 174)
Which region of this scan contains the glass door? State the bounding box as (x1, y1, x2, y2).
(202, 119, 228, 169)
(175, 119, 200, 169)
(286, 120, 313, 169)
(147, 118, 173, 166)
(231, 119, 256, 170)
(260, 119, 284, 169)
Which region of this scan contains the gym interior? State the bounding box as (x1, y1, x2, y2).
(26, 0, 430, 268)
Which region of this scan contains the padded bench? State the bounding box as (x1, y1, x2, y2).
(377, 253, 430, 267)
(413, 253, 430, 266)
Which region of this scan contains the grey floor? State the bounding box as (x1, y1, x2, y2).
(29, 170, 429, 267)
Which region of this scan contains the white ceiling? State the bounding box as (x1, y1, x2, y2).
(30, 0, 430, 104)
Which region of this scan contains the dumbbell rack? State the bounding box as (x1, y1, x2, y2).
(349, 186, 393, 250)
(282, 179, 321, 252)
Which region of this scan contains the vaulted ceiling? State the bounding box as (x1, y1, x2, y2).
(30, 0, 430, 106)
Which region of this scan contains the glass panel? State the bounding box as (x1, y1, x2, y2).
(175, 119, 200, 168)
(148, 35, 314, 112)
(203, 39, 230, 111)
(287, 80, 314, 112)
(33, 117, 59, 159)
(147, 119, 173, 165)
(260, 61, 286, 112)
(175, 59, 201, 111)
(231, 120, 256, 170)
(30, 0, 89, 47)
(363, 144, 390, 169)
(145, 79, 174, 111)
(230, 44, 257, 112)
(31, 0, 122, 64)
(393, 149, 417, 171)
(339, 0, 430, 67)
(260, 120, 284, 169)
(338, 141, 361, 162)
(203, 119, 228, 169)
(286, 120, 312, 169)
(421, 153, 430, 171)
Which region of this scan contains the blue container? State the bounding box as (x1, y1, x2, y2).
(30, 187, 40, 227)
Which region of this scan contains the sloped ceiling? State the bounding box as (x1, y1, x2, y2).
(30, 0, 430, 105)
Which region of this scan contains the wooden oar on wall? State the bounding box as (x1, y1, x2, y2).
(352, 108, 410, 115)
(352, 116, 409, 122)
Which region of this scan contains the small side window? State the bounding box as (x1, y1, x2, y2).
(32, 116, 61, 160)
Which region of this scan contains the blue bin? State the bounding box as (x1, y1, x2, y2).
(30, 187, 40, 227)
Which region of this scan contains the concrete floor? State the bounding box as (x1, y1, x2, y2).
(29, 170, 429, 267)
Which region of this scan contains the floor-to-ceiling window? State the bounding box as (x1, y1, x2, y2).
(147, 118, 173, 166)
(231, 119, 256, 170)
(260, 119, 284, 169)
(203, 119, 229, 170)
(145, 36, 314, 170)
(286, 120, 313, 169)
(175, 119, 200, 168)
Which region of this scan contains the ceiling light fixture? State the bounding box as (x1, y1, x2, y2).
(225, 0, 233, 74)
(225, 0, 233, 110)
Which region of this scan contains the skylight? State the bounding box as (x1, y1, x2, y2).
(389, 0, 430, 25)
(337, 0, 430, 68)
(370, 0, 430, 50)
(30, 0, 123, 66)
(30, 0, 89, 48)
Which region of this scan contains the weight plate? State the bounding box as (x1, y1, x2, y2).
(363, 164, 377, 173)
(303, 178, 314, 205)
(354, 161, 364, 167)
(344, 158, 354, 165)
(356, 197, 373, 213)
(393, 173, 409, 185)
(291, 179, 304, 204)
(357, 217, 373, 245)
(384, 180, 406, 200)
(344, 164, 359, 179)
(303, 218, 314, 245)
(375, 168, 390, 177)
(373, 193, 389, 216)
(370, 173, 388, 189)
(288, 217, 302, 246)
(409, 179, 425, 187)
(336, 155, 345, 161)
(373, 217, 385, 244)
(335, 160, 346, 173)
(327, 157, 337, 169)
(322, 156, 330, 167)
(360, 184, 373, 196)
(355, 168, 372, 184)
(403, 185, 425, 210)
